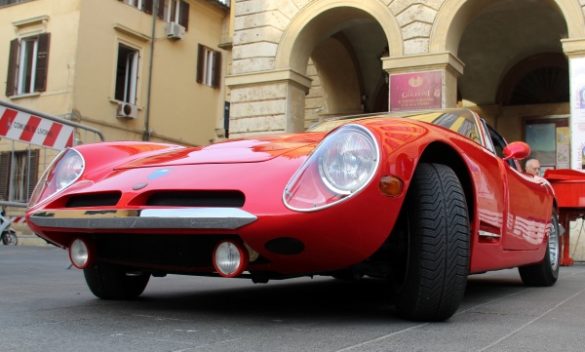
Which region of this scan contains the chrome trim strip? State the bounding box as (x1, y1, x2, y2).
(479, 230, 501, 238)
(29, 208, 257, 230)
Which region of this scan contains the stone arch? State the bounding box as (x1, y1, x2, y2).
(275, 0, 402, 74)
(430, 0, 584, 55)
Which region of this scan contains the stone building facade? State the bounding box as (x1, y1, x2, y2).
(225, 0, 585, 158)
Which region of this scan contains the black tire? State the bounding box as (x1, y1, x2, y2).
(392, 163, 470, 321)
(2, 230, 18, 246)
(83, 263, 150, 300)
(518, 210, 560, 286)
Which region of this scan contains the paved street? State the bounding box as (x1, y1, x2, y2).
(1, 245, 585, 352)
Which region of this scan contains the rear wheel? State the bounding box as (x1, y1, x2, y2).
(518, 210, 560, 286)
(83, 263, 150, 300)
(391, 163, 470, 321)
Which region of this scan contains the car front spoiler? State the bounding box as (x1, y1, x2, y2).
(28, 208, 257, 230)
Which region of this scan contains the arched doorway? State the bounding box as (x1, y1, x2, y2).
(454, 0, 569, 167)
(275, 2, 396, 131)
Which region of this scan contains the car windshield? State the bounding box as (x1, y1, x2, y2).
(309, 109, 482, 144)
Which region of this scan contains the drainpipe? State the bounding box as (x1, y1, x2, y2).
(143, 0, 158, 141)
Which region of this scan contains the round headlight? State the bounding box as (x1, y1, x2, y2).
(318, 128, 378, 195)
(29, 148, 85, 206)
(283, 124, 380, 211)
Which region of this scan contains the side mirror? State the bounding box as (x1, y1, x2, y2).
(503, 141, 531, 161)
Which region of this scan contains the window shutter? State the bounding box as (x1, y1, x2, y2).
(6, 39, 19, 97)
(143, 0, 153, 14)
(212, 51, 222, 89)
(26, 150, 39, 201)
(179, 1, 189, 31)
(196, 44, 204, 84)
(0, 152, 11, 201)
(157, 0, 166, 19)
(34, 33, 50, 93)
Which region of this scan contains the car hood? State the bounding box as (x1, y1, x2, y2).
(115, 133, 325, 169)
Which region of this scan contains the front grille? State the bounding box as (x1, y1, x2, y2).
(94, 234, 238, 269)
(66, 192, 121, 208)
(145, 190, 245, 207)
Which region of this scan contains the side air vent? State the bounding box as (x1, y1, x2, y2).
(145, 191, 245, 207)
(65, 192, 122, 208)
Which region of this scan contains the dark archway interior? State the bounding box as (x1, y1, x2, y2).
(302, 10, 388, 126)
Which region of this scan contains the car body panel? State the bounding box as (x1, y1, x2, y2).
(26, 110, 556, 276)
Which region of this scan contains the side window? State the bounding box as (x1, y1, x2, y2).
(115, 44, 140, 104)
(487, 124, 519, 170)
(196, 44, 221, 88)
(5, 33, 50, 97)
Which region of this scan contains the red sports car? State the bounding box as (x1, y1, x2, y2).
(26, 109, 560, 321)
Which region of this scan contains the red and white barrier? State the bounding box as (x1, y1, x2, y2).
(10, 216, 26, 224)
(0, 106, 74, 150)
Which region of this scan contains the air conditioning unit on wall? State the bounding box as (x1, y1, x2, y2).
(116, 102, 138, 119)
(165, 22, 185, 40)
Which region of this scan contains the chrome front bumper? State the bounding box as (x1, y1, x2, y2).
(29, 208, 257, 230)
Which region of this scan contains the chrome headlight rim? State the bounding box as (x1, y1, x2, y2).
(283, 124, 381, 212)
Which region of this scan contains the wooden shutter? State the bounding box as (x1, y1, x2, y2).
(0, 152, 11, 201)
(157, 0, 166, 19)
(34, 33, 50, 92)
(212, 51, 222, 89)
(179, 0, 189, 31)
(196, 44, 204, 84)
(143, 0, 153, 14)
(26, 150, 39, 201)
(6, 39, 19, 97)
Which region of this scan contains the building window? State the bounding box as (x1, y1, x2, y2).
(166, 0, 189, 30)
(0, 150, 39, 203)
(197, 44, 221, 88)
(115, 44, 140, 104)
(5, 33, 50, 97)
(119, 0, 165, 18)
(0, 0, 31, 7)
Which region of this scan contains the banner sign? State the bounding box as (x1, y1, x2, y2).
(569, 57, 585, 170)
(390, 71, 442, 111)
(0, 105, 74, 150)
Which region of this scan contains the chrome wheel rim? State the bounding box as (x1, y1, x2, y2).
(549, 216, 560, 272)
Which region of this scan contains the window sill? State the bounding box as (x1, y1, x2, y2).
(9, 92, 41, 100)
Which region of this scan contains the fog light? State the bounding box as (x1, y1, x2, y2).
(212, 241, 249, 278)
(68, 238, 92, 269)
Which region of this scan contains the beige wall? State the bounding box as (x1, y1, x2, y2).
(0, 0, 81, 116)
(74, 0, 229, 145)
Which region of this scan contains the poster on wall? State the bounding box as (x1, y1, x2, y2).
(570, 56, 585, 170)
(389, 71, 442, 111)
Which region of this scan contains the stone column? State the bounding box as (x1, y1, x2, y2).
(382, 52, 464, 111)
(226, 69, 312, 137)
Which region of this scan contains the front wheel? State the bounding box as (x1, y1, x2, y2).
(83, 263, 150, 300)
(518, 210, 560, 286)
(391, 163, 470, 321)
(1, 230, 18, 246)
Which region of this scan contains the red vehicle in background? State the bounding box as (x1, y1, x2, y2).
(26, 109, 560, 321)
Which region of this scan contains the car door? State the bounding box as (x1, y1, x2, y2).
(486, 126, 552, 250)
